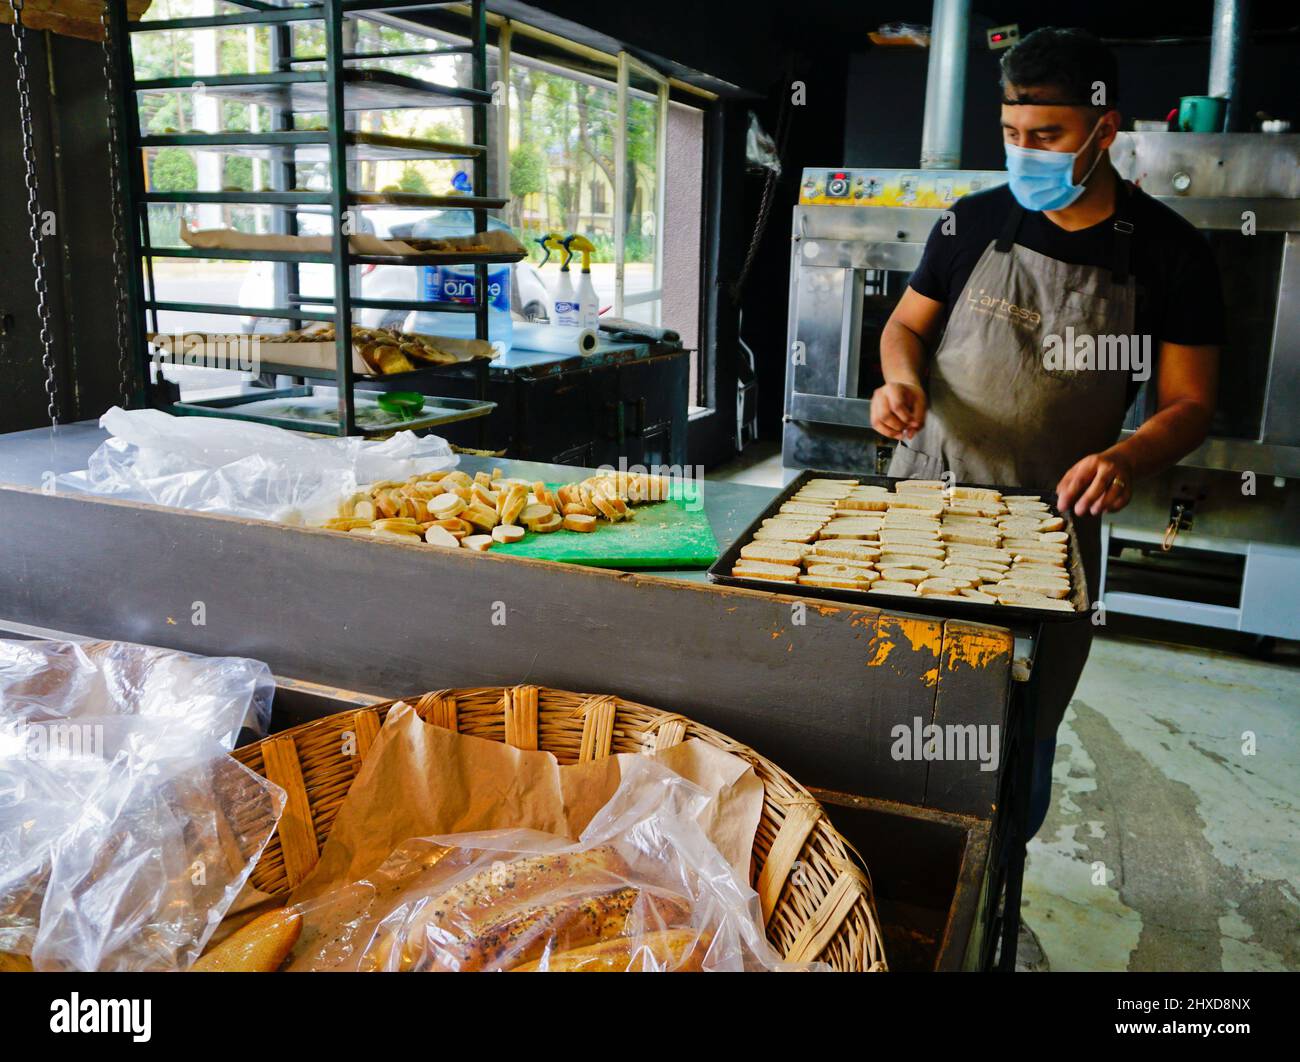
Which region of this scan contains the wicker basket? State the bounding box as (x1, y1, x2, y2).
(232, 685, 887, 971)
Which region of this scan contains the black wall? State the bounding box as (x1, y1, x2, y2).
(0, 32, 120, 436)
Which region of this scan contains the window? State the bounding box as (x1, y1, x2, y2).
(130, 2, 707, 402)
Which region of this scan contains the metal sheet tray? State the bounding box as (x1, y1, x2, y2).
(707, 469, 1089, 624)
(171, 385, 495, 438)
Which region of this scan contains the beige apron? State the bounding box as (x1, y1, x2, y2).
(889, 188, 1138, 737)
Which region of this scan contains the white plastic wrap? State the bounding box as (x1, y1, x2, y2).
(0, 638, 283, 968)
(57, 407, 459, 524)
(282, 757, 820, 972)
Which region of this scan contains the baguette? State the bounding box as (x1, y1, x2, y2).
(400, 848, 627, 970)
(0, 951, 33, 972)
(512, 929, 707, 972)
(445, 887, 690, 972)
(191, 907, 302, 973)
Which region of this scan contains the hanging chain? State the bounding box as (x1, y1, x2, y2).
(9, 0, 59, 425)
(100, 1, 133, 408)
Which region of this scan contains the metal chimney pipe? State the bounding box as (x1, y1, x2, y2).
(920, 0, 971, 168)
(1208, 0, 1250, 131)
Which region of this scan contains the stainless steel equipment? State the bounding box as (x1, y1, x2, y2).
(782, 167, 1005, 474)
(1100, 131, 1300, 640)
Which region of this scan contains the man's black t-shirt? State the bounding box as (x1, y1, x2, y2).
(909, 181, 1227, 348)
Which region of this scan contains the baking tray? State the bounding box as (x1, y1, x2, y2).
(707, 469, 1089, 624)
(171, 386, 494, 438)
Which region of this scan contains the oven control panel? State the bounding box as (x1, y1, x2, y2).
(798, 167, 1007, 208)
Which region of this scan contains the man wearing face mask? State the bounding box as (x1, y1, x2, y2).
(871, 28, 1223, 839)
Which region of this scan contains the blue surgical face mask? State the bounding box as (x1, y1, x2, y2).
(1004, 119, 1105, 211)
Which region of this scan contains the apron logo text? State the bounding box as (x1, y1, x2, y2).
(964, 287, 1042, 327)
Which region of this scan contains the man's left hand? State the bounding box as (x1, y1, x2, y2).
(1055, 451, 1135, 517)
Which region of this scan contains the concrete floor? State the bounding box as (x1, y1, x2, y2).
(1024, 635, 1300, 972)
(713, 441, 1300, 972)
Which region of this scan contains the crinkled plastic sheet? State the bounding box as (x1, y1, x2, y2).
(0, 638, 283, 969)
(285, 757, 821, 972)
(56, 406, 458, 524)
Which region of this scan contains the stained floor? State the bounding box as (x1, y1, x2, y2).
(1022, 634, 1300, 972)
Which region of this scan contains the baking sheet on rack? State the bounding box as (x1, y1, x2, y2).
(707, 469, 1089, 624)
(179, 223, 526, 260)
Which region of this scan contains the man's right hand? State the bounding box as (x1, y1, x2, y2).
(870, 382, 928, 440)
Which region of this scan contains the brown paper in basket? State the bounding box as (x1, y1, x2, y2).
(288, 703, 765, 906)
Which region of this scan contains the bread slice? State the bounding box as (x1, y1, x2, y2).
(754, 527, 820, 544)
(919, 577, 966, 596)
(876, 544, 946, 561)
(836, 497, 891, 512)
(879, 528, 941, 543)
(819, 518, 884, 539)
(762, 516, 825, 528)
(960, 588, 998, 604)
(869, 581, 920, 596)
(882, 511, 943, 528)
(799, 574, 870, 590)
(992, 588, 1076, 611)
(878, 567, 927, 585)
(886, 496, 945, 514)
(877, 557, 945, 575)
(733, 561, 799, 582)
(941, 527, 1002, 548)
(997, 578, 1070, 599)
(780, 502, 836, 517)
(805, 541, 881, 562)
(895, 479, 946, 492)
(949, 486, 1002, 503)
(946, 502, 1007, 517)
(740, 541, 808, 565)
(937, 566, 981, 588)
(945, 543, 1013, 562)
(805, 563, 874, 581)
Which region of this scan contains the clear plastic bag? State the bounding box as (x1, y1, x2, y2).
(57, 406, 458, 524)
(0, 638, 282, 967)
(284, 756, 820, 972)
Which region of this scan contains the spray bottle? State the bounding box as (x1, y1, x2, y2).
(564, 234, 599, 331)
(551, 236, 579, 326)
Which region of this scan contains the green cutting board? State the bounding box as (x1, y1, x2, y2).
(488, 482, 718, 569)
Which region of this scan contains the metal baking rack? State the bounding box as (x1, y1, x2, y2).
(109, 0, 503, 437)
